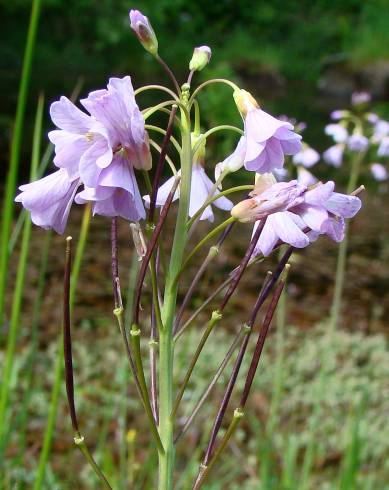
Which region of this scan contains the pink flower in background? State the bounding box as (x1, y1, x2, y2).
(372, 120, 389, 142)
(351, 91, 371, 106)
(292, 146, 319, 168)
(325, 124, 348, 143)
(347, 134, 369, 152)
(233, 89, 301, 173)
(377, 137, 389, 157)
(297, 167, 317, 187)
(370, 163, 388, 181)
(323, 144, 344, 167)
(15, 169, 80, 234)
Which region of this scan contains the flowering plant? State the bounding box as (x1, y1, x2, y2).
(15, 9, 364, 489)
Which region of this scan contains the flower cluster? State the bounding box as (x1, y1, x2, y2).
(16, 77, 149, 233)
(323, 92, 389, 181)
(231, 174, 361, 256)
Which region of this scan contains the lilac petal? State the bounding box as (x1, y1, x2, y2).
(50, 96, 91, 134)
(197, 166, 233, 212)
(190, 166, 214, 221)
(304, 181, 335, 206)
(79, 143, 105, 188)
(143, 174, 179, 208)
(272, 211, 310, 248)
(298, 204, 329, 232)
(98, 153, 139, 196)
(49, 131, 90, 178)
(255, 219, 279, 257)
(245, 110, 291, 143)
(325, 192, 361, 218)
(275, 127, 302, 154)
(16, 169, 79, 234)
(244, 138, 266, 163)
(321, 217, 345, 242)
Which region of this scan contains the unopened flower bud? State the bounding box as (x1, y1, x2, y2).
(233, 89, 259, 118)
(189, 46, 211, 71)
(129, 10, 158, 56)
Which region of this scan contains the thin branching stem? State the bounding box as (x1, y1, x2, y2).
(63, 237, 113, 489)
(200, 246, 293, 468)
(194, 268, 289, 489)
(133, 176, 181, 328)
(149, 106, 178, 223)
(156, 55, 181, 95)
(135, 84, 179, 101)
(174, 271, 273, 443)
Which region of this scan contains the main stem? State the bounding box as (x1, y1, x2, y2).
(330, 151, 362, 332)
(158, 100, 192, 489)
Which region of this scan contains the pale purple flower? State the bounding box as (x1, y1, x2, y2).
(81, 77, 151, 177)
(296, 181, 361, 242)
(323, 144, 344, 167)
(351, 91, 371, 106)
(233, 89, 302, 173)
(297, 167, 317, 187)
(325, 123, 348, 143)
(189, 46, 212, 71)
(144, 163, 233, 222)
(75, 152, 145, 221)
(370, 163, 388, 181)
(231, 177, 306, 223)
(347, 134, 369, 152)
(377, 136, 389, 157)
(372, 120, 389, 142)
(292, 146, 320, 168)
(232, 177, 361, 256)
(15, 169, 80, 234)
(366, 113, 379, 124)
(16, 76, 149, 232)
(214, 136, 246, 183)
(48, 96, 111, 180)
(331, 110, 347, 120)
(129, 10, 158, 55)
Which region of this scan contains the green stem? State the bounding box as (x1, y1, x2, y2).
(34, 204, 91, 489)
(0, 0, 42, 325)
(74, 433, 113, 489)
(158, 103, 192, 490)
(187, 185, 253, 228)
(180, 217, 236, 275)
(171, 311, 222, 418)
(195, 409, 243, 489)
(188, 78, 239, 107)
(149, 139, 178, 175)
(129, 326, 165, 454)
(330, 151, 363, 332)
(135, 84, 179, 101)
(145, 125, 182, 153)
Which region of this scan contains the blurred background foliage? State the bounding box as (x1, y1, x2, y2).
(1, 0, 389, 177)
